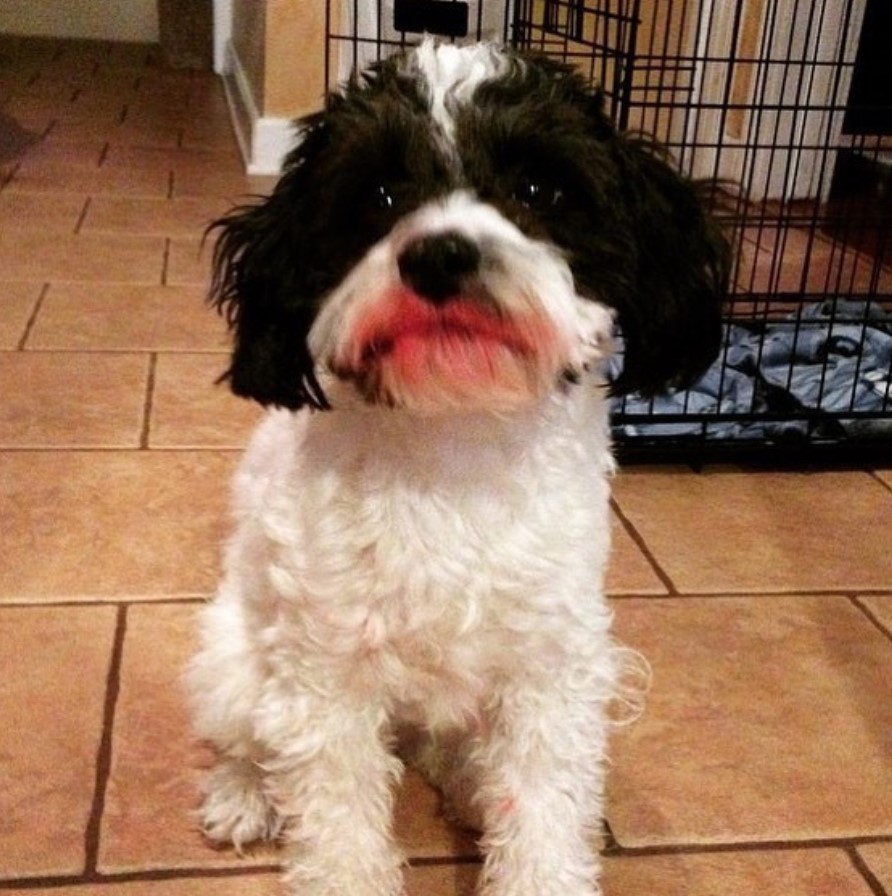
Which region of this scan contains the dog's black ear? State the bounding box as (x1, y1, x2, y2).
(607, 134, 732, 396)
(208, 115, 331, 411)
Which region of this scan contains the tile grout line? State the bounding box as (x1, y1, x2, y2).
(0, 160, 20, 191)
(870, 471, 892, 496)
(600, 833, 892, 859)
(16, 283, 50, 351)
(5, 590, 885, 613)
(0, 445, 242, 455)
(0, 595, 209, 611)
(609, 497, 678, 596)
(0, 864, 282, 891)
(851, 595, 892, 644)
(83, 602, 128, 876)
(609, 588, 892, 601)
(141, 352, 158, 449)
(74, 196, 92, 234)
(846, 845, 890, 896)
(161, 237, 171, 285)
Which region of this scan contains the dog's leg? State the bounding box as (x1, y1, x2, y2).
(257, 695, 406, 896)
(187, 593, 281, 850)
(473, 675, 612, 896)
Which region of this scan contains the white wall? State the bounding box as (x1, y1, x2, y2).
(0, 0, 160, 43)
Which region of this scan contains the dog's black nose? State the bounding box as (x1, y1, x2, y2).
(397, 232, 481, 304)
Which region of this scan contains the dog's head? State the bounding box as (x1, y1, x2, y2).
(211, 40, 731, 415)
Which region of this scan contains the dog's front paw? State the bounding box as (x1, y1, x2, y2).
(199, 758, 280, 851)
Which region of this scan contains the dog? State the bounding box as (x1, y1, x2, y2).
(186, 38, 730, 896)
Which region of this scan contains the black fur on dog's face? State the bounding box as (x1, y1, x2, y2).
(210, 41, 731, 412)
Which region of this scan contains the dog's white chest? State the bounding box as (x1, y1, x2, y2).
(240, 398, 612, 723)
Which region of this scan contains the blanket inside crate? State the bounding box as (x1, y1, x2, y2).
(610, 300, 892, 441)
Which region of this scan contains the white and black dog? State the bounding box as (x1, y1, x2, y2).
(187, 39, 730, 896)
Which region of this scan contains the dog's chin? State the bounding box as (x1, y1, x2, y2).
(330, 288, 568, 415)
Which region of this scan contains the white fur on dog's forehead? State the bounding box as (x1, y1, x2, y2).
(402, 38, 516, 139)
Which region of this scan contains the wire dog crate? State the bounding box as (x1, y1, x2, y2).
(325, 0, 892, 461)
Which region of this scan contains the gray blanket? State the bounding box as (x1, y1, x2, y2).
(610, 300, 892, 441)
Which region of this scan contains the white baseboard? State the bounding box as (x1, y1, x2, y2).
(220, 40, 297, 176)
(248, 116, 297, 176)
(212, 0, 232, 74)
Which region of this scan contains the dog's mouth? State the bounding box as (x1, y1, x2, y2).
(357, 293, 538, 365)
(333, 289, 564, 412)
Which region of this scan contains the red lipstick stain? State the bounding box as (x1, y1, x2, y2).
(350, 289, 546, 373)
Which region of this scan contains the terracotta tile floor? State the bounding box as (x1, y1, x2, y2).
(1, 34, 891, 896)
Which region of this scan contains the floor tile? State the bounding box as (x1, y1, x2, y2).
(0, 877, 281, 896)
(105, 42, 160, 67)
(0, 281, 42, 349)
(0, 73, 43, 101)
(0, 604, 117, 877)
(857, 842, 892, 891)
(49, 117, 182, 150)
(0, 450, 236, 600)
(0, 191, 87, 233)
(40, 66, 136, 94)
(186, 87, 233, 123)
(607, 596, 892, 846)
(0, 103, 46, 146)
(82, 195, 229, 237)
(149, 353, 262, 449)
(4, 95, 123, 128)
(406, 863, 479, 895)
(6, 156, 170, 197)
(0, 867, 480, 896)
(740, 226, 892, 295)
(43, 44, 110, 73)
(603, 849, 876, 896)
(397, 770, 480, 860)
(124, 103, 220, 132)
(70, 90, 133, 117)
(166, 237, 213, 287)
(181, 117, 239, 152)
(171, 165, 257, 200)
(0, 351, 147, 447)
(28, 283, 226, 351)
(0, 230, 165, 283)
(16, 135, 109, 165)
(612, 468, 892, 593)
(0, 105, 54, 143)
(129, 74, 192, 103)
(101, 603, 276, 873)
(102, 144, 236, 172)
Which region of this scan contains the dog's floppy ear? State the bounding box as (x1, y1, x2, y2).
(208, 114, 331, 411)
(607, 134, 732, 397)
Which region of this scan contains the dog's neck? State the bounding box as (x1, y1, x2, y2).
(289, 376, 614, 487)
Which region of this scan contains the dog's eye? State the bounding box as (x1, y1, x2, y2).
(373, 184, 395, 211)
(512, 177, 563, 210)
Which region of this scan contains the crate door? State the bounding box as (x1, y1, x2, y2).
(685, 0, 867, 201)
